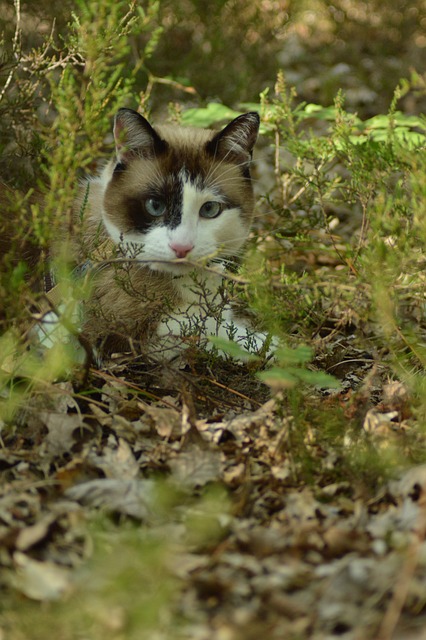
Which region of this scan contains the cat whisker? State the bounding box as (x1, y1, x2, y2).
(204, 142, 255, 182)
(206, 157, 256, 184)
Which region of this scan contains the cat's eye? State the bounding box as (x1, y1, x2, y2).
(199, 201, 222, 219)
(145, 197, 166, 217)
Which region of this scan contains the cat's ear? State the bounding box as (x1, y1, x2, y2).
(206, 112, 260, 163)
(113, 108, 167, 162)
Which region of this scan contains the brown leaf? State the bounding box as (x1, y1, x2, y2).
(64, 478, 154, 520)
(87, 437, 139, 480)
(40, 412, 85, 456)
(223, 462, 246, 486)
(140, 403, 183, 439)
(10, 552, 71, 601)
(169, 445, 222, 488)
(15, 514, 57, 552)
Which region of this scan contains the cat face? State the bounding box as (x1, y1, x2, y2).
(102, 109, 259, 273)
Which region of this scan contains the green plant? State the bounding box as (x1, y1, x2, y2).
(0, 0, 163, 421)
(252, 77, 424, 413)
(180, 73, 426, 476)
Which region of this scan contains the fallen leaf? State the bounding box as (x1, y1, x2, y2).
(140, 403, 183, 439)
(64, 478, 155, 520)
(10, 551, 71, 600)
(15, 514, 58, 551)
(169, 445, 222, 488)
(87, 437, 139, 480)
(363, 408, 400, 436)
(223, 463, 246, 486)
(40, 412, 86, 456)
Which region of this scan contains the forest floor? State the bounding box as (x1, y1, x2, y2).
(1, 284, 426, 640)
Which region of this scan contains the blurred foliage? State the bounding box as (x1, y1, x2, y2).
(144, 0, 426, 113)
(284, 0, 426, 113)
(0, 0, 160, 326)
(147, 0, 289, 105)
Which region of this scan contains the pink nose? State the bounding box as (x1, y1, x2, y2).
(169, 242, 193, 259)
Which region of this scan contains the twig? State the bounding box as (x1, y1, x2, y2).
(201, 377, 262, 407)
(145, 70, 197, 97)
(0, 0, 21, 103)
(94, 255, 251, 285)
(325, 358, 375, 372)
(353, 197, 370, 260)
(90, 368, 177, 407)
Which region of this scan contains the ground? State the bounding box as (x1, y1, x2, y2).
(1, 325, 425, 639)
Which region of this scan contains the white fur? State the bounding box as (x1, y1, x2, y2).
(155, 270, 270, 358)
(102, 172, 247, 273)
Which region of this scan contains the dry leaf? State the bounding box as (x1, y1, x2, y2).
(169, 446, 222, 488)
(223, 463, 246, 485)
(64, 478, 155, 520)
(363, 408, 400, 436)
(87, 437, 139, 480)
(10, 552, 71, 600)
(140, 404, 183, 438)
(15, 514, 58, 551)
(40, 412, 86, 456)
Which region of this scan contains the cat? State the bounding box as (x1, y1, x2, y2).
(61, 108, 270, 360)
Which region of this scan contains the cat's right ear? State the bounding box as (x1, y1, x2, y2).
(113, 108, 167, 163)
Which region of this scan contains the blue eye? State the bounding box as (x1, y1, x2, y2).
(199, 201, 222, 219)
(145, 198, 166, 217)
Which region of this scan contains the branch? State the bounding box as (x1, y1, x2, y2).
(0, 0, 21, 103)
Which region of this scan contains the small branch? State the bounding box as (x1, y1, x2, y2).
(94, 256, 252, 285)
(201, 377, 262, 407)
(353, 197, 370, 261)
(0, 0, 21, 103)
(274, 127, 285, 207)
(145, 70, 197, 97)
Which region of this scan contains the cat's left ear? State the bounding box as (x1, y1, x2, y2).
(206, 112, 260, 163)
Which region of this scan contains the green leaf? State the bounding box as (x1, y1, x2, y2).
(393, 131, 425, 148)
(181, 104, 242, 128)
(301, 103, 339, 121)
(257, 366, 340, 390)
(240, 102, 262, 112)
(257, 367, 298, 388)
(208, 336, 260, 362)
(10, 261, 28, 289)
(363, 112, 425, 130)
(275, 344, 313, 365)
(292, 368, 341, 389)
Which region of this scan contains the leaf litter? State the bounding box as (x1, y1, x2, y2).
(1, 340, 426, 640)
